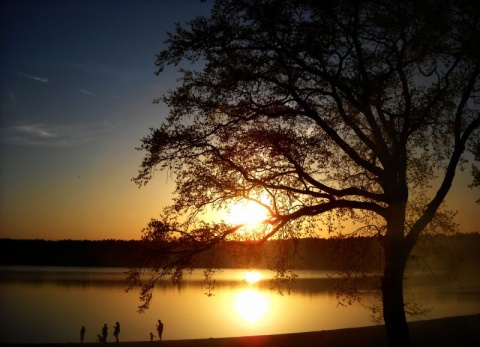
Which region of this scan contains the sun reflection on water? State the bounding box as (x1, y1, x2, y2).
(234, 289, 269, 323)
(244, 270, 261, 284)
(232, 271, 269, 323)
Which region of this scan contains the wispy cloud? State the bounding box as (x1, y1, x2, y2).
(1, 122, 96, 147)
(14, 124, 57, 138)
(79, 89, 122, 99)
(18, 72, 50, 83)
(79, 89, 95, 96)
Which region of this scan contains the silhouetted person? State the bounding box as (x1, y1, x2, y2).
(96, 334, 106, 343)
(102, 323, 108, 342)
(113, 322, 120, 343)
(156, 320, 164, 341)
(80, 326, 86, 343)
(150, 332, 155, 342)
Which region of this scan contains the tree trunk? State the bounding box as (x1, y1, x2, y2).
(382, 244, 411, 347)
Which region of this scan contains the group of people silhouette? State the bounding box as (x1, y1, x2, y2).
(96, 322, 120, 343)
(80, 319, 163, 343)
(80, 322, 120, 343)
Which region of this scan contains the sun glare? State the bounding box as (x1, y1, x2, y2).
(244, 271, 261, 284)
(234, 289, 269, 323)
(222, 200, 270, 226)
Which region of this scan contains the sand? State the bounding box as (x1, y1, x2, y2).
(2, 314, 479, 347)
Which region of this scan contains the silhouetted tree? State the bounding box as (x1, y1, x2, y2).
(127, 1, 479, 347)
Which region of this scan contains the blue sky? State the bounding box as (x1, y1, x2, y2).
(1, 0, 478, 241)
(0, 0, 212, 240)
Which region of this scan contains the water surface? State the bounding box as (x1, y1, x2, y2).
(0, 266, 478, 344)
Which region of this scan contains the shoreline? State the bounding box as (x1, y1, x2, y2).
(2, 314, 479, 347)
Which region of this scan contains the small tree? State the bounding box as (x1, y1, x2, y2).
(128, 1, 479, 346)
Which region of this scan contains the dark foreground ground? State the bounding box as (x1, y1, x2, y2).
(2, 314, 479, 347)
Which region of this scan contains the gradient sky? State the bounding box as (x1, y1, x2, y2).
(1, 0, 479, 241)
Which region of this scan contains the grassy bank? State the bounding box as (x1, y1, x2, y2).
(2, 314, 479, 347)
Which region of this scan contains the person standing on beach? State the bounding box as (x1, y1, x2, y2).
(156, 320, 164, 341)
(113, 322, 120, 343)
(102, 323, 108, 342)
(80, 325, 86, 343)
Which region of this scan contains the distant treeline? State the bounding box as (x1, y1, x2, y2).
(0, 233, 479, 270)
(0, 239, 145, 268)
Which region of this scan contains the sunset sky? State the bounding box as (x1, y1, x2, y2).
(1, 0, 479, 241)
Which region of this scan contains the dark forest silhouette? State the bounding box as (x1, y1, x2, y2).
(1, 234, 479, 270)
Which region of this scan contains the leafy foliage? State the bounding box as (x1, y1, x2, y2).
(130, 1, 479, 346)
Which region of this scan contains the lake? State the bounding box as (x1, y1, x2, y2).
(0, 266, 479, 344)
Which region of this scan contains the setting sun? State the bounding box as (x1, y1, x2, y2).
(223, 200, 269, 226)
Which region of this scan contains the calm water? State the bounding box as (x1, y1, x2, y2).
(0, 266, 479, 344)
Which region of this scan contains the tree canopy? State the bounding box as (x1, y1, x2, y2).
(128, 1, 479, 346)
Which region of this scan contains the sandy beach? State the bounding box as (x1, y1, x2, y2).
(2, 314, 478, 347)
